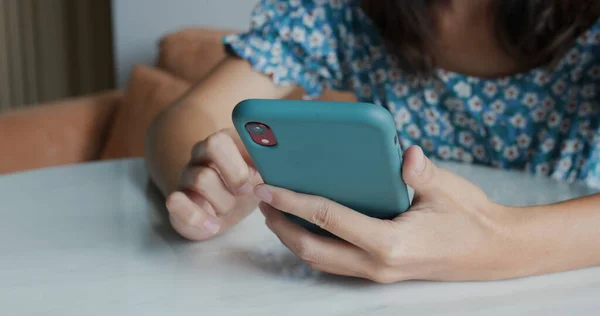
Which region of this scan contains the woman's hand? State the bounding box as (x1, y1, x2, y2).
(255, 146, 522, 282)
(166, 128, 262, 241)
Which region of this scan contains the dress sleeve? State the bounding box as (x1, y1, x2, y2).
(223, 0, 348, 99)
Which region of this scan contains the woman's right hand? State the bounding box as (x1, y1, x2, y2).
(165, 128, 262, 241)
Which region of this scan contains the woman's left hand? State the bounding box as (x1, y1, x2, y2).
(254, 146, 523, 283)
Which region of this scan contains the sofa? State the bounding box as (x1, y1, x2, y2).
(0, 28, 356, 175)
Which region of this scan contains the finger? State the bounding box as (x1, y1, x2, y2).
(184, 190, 217, 217)
(166, 191, 221, 237)
(401, 146, 484, 202)
(401, 146, 440, 193)
(226, 128, 254, 166)
(191, 132, 252, 195)
(254, 184, 391, 253)
(169, 214, 217, 241)
(184, 189, 259, 232)
(181, 166, 237, 215)
(259, 203, 376, 279)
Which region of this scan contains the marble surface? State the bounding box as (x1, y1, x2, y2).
(1, 158, 599, 315)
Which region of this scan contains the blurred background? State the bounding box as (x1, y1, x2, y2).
(0, 0, 113, 110)
(0, 0, 257, 111)
(0, 0, 285, 174)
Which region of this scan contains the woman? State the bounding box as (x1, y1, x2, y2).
(145, 0, 600, 282)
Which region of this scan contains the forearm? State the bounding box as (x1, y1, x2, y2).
(508, 193, 600, 277)
(144, 57, 294, 196)
(145, 89, 222, 196)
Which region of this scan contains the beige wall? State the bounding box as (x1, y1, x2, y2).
(112, 0, 257, 88)
(0, 0, 114, 110)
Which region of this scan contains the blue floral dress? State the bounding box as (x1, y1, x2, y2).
(223, 0, 600, 187)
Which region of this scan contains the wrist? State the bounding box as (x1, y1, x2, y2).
(497, 203, 575, 278)
(483, 202, 549, 279)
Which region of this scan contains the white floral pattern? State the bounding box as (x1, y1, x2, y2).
(224, 0, 600, 187)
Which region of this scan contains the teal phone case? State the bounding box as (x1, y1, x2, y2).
(232, 99, 411, 235)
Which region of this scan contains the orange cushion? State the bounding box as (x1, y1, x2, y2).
(157, 28, 236, 83)
(157, 28, 356, 102)
(101, 65, 191, 159)
(0, 91, 121, 174)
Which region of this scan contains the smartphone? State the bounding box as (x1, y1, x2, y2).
(232, 99, 411, 235)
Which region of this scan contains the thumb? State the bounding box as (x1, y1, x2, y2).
(402, 146, 440, 193)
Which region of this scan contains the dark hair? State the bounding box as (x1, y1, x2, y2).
(362, 0, 599, 75)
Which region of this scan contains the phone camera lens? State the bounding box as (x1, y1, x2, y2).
(245, 122, 277, 147)
(248, 124, 267, 135)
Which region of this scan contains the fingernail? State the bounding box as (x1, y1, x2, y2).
(188, 211, 203, 226)
(236, 182, 252, 195)
(203, 218, 220, 234)
(413, 147, 426, 175)
(254, 185, 273, 203)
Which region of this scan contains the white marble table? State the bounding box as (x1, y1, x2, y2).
(1, 158, 600, 315)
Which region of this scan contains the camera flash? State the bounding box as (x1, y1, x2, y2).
(261, 139, 270, 144)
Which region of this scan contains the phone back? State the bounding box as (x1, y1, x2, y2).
(232, 99, 410, 233)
